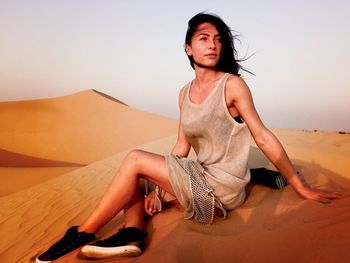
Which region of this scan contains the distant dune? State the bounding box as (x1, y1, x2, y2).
(0, 89, 178, 164)
(0, 90, 177, 195)
(0, 90, 349, 262)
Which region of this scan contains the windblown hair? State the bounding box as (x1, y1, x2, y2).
(185, 12, 252, 76)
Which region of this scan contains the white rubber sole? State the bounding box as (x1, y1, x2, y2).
(35, 257, 51, 263)
(81, 244, 142, 259)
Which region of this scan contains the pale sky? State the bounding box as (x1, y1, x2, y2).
(1, 0, 349, 132)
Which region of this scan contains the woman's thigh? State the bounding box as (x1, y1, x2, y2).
(125, 149, 175, 196)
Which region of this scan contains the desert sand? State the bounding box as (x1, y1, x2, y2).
(0, 90, 349, 263)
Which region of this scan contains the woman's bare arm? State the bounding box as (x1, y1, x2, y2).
(171, 87, 191, 157)
(145, 87, 191, 216)
(227, 76, 345, 203)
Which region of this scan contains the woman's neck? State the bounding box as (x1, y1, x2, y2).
(194, 68, 224, 89)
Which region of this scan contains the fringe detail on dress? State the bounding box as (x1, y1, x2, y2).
(174, 155, 225, 224)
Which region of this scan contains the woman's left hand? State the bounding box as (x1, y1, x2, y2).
(297, 186, 347, 203)
(144, 190, 158, 216)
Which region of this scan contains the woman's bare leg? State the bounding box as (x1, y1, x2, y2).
(123, 189, 145, 230)
(78, 149, 175, 233)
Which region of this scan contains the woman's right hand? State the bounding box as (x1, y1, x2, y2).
(296, 186, 346, 204)
(144, 190, 158, 216)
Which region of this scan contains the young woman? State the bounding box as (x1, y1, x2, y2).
(36, 12, 344, 262)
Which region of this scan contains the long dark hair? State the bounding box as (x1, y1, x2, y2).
(185, 12, 252, 76)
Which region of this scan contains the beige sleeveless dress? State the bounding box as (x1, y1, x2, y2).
(165, 73, 252, 224)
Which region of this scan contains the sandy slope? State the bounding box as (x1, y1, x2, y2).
(0, 91, 349, 262)
(0, 167, 79, 196)
(1, 131, 349, 263)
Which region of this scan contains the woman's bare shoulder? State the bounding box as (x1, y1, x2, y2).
(227, 74, 248, 86)
(226, 74, 251, 101)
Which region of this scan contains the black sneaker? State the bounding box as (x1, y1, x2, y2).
(81, 227, 147, 259)
(250, 168, 288, 189)
(36, 226, 95, 263)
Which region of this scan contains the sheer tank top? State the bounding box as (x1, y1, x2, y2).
(181, 73, 252, 208)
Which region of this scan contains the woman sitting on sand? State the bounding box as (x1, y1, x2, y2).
(36, 12, 344, 262)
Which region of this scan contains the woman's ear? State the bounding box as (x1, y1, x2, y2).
(185, 44, 192, 56)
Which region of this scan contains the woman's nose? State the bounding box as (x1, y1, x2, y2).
(208, 38, 216, 49)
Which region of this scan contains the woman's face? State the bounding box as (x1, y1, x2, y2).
(185, 22, 222, 69)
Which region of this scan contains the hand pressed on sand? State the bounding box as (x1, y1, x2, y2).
(298, 186, 347, 204)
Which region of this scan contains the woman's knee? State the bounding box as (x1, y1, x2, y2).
(122, 149, 147, 173)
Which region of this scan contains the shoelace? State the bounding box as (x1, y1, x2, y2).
(275, 174, 288, 189)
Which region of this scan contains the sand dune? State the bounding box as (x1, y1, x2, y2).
(0, 91, 349, 262)
(0, 89, 177, 164)
(0, 90, 177, 195)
